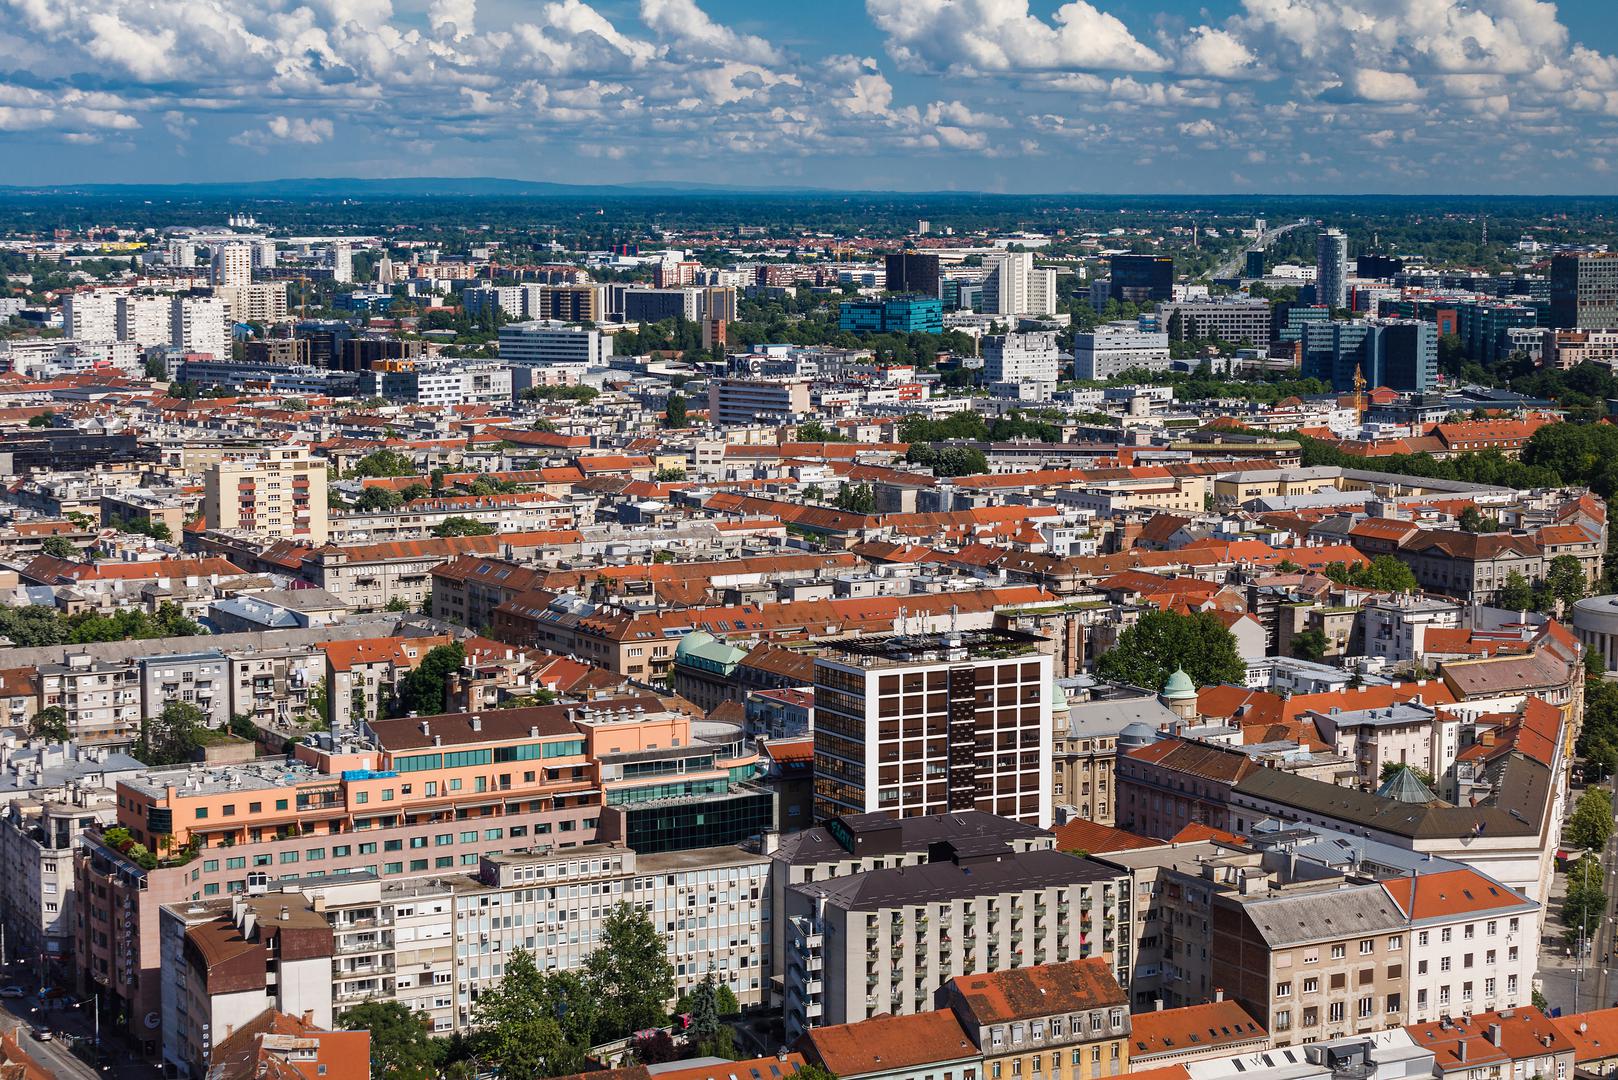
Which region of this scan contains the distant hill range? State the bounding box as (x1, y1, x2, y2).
(0, 176, 846, 198)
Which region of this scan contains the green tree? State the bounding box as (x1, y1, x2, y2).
(1498, 570, 1535, 612)
(228, 712, 258, 740)
(400, 483, 430, 503)
(905, 443, 989, 477)
(1564, 853, 1607, 947)
(136, 700, 207, 766)
(27, 411, 54, 428)
(472, 950, 595, 1079)
(1569, 787, 1615, 852)
(338, 1001, 437, 1080)
(1545, 554, 1588, 611)
(306, 676, 330, 730)
(31, 704, 69, 742)
(432, 516, 496, 537)
(796, 1066, 840, 1080)
(355, 486, 405, 512)
(351, 449, 416, 479)
(834, 483, 877, 514)
(664, 392, 688, 429)
(1290, 628, 1328, 663)
(584, 901, 676, 1042)
(397, 643, 465, 717)
(40, 536, 76, 559)
(1457, 506, 1500, 533)
(654, 466, 687, 482)
(796, 420, 849, 442)
(1095, 611, 1245, 700)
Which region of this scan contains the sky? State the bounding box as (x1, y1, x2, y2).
(4, 0, 1618, 194)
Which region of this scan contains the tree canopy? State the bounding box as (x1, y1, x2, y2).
(350, 449, 417, 479)
(584, 901, 677, 1040)
(339, 1001, 438, 1080)
(1095, 610, 1245, 692)
(397, 643, 465, 718)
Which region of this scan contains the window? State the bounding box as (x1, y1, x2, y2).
(1359, 940, 1373, 955)
(1419, 931, 1430, 947)
(1277, 982, 1292, 997)
(1464, 924, 1474, 940)
(1328, 1003, 1343, 1024)
(1302, 978, 1318, 994)
(1388, 935, 1402, 951)
(1440, 957, 1451, 973)
(384, 862, 402, 874)
(1357, 997, 1373, 1019)
(276, 799, 288, 811)
(1275, 1010, 1291, 1031)
(194, 808, 208, 819)
(1330, 944, 1346, 959)
(1440, 928, 1452, 943)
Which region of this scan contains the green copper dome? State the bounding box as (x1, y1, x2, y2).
(1051, 680, 1069, 711)
(1162, 668, 1197, 699)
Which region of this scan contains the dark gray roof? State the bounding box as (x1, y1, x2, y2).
(1238, 884, 1406, 947)
(1234, 756, 1548, 840)
(773, 810, 1048, 866)
(794, 848, 1115, 911)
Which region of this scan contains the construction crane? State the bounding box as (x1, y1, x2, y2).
(1353, 364, 1368, 418)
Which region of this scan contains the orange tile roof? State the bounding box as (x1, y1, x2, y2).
(1552, 1006, 1618, 1063)
(1170, 822, 1249, 847)
(947, 958, 1126, 1023)
(1381, 867, 1532, 921)
(807, 1010, 979, 1077)
(1052, 819, 1165, 855)
(1129, 1000, 1268, 1059)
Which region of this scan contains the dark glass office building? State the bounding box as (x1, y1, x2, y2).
(1109, 255, 1174, 305)
(885, 252, 941, 297)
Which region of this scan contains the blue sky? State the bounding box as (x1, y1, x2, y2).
(5, 0, 1618, 193)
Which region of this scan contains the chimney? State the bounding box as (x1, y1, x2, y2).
(433, 735, 442, 746)
(470, 716, 482, 732)
(1487, 1024, 1501, 1046)
(1457, 1041, 1467, 1063)
(279, 906, 290, 922)
(419, 720, 430, 736)
(1214, 989, 1224, 1002)
(529, 726, 539, 738)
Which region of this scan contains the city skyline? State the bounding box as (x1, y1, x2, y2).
(4, 0, 1618, 194)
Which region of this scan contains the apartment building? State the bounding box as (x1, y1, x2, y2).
(1207, 882, 1409, 1046)
(1306, 699, 1459, 790)
(1052, 685, 1177, 826)
(937, 959, 1131, 1080)
(158, 839, 769, 1069)
(811, 630, 1054, 829)
(138, 649, 231, 729)
(1406, 1007, 1575, 1080)
(37, 651, 144, 742)
(806, 1009, 985, 1080)
(1115, 738, 1257, 841)
(0, 742, 143, 989)
(782, 842, 1127, 1041)
(301, 535, 524, 612)
(228, 647, 324, 732)
(74, 696, 663, 1052)
(1385, 867, 1537, 1024)
(203, 446, 329, 544)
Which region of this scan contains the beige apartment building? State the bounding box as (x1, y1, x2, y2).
(204, 446, 329, 543)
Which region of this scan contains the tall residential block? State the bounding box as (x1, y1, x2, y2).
(811, 629, 1054, 828)
(203, 446, 330, 543)
(983, 252, 1057, 317)
(210, 243, 253, 287)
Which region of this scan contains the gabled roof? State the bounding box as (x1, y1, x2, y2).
(1052, 819, 1165, 855)
(946, 958, 1126, 1024)
(1129, 1000, 1268, 1060)
(806, 1010, 979, 1078)
(1381, 867, 1533, 922)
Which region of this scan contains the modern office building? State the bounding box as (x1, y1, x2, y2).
(1315, 229, 1350, 310)
(1550, 252, 1618, 328)
(1301, 320, 1436, 393)
(202, 445, 330, 543)
(1107, 256, 1173, 306)
(1244, 250, 1266, 279)
(1158, 300, 1273, 345)
(810, 629, 1054, 828)
(983, 252, 1057, 317)
(839, 296, 944, 335)
(983, 331, 1062, 384)
(885, 252, 942, 297)
(707, 377, 814, 425)
(498, 320, 608, 368)
(1072, 323, 1171, 381)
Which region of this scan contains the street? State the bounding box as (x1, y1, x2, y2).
(0, 968, 160, 1080)
(1539, 773, 1618, 1015)
(1210, 220, 1309, 280)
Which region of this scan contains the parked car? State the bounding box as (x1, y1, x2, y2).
(0, 986, 25, 999)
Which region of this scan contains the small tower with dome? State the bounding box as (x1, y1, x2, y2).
(1160, 668, 1199, 725)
